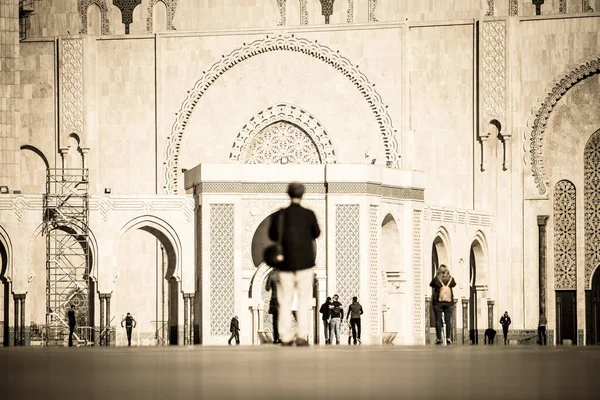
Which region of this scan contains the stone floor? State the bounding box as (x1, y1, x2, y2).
(0, 345, 597, 400)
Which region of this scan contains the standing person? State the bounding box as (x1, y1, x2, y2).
(120, 312, 137, 347)
(265, 270, 281, 344)
(319, 297, 332, 345)
(538, 309, 547, 346)
(67, 305, 76, 347)
(429, 265, 457, 345)
(346, 296, 364, 345)
(328, 294, 343, 345)
(228, 316, 240, 345)
(500, 311, 511, 345)
(268, 182, 321, 346)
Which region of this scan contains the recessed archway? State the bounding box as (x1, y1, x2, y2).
(586, 265, 600, 345)
(0, 225, 11, 346)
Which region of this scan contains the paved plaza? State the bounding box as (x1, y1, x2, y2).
(1, 346, 597, 400)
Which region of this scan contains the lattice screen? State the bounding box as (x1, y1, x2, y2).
(209, 204, 235, 336)
(335, 205, 360, 335)
(553, 180, 577, 289)
(585, 130, 600, 287)
(412, 209, 423, 342)
(369, 205, 379, 336)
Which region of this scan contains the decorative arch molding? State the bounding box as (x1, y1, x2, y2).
(525, 54, 600, 195)
(249, 263, 272, 302)
(164, 34, 400, 193)
(229, 103, 337, 164)
(0, 224, 12, 281)
(585, 130, 600, 289)
(146, 0, 178, 33)
(433, 226, 452, 271)
(20, 145, 50, 169)
(116, 215, 182, 281)
(78, 0, 110, 35)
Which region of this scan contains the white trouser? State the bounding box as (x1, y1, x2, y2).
(276, 268, 314, 343)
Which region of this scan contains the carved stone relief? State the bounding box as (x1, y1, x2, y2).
(336, 205, 360, 336)
(526, 55, 600, 195)
(229, 103, 337, 165)
(299, 0, 308, 25)
(481, 21, 506, 131)
(112, 0, 142, 34)
(78, 0, 110, 35)
(485, 0, 494, 16)
(347, 0, 354, 23)
(369, 205, 379, 336)
(583, 0, 594, 12)
(412, 209, 422, 341)
(509, 0, 518, 16)
(585, 130, 600, 288)
(59, 39, 84, 141)
(146, 0, 178, 33)
(553, 180, 576, 289)
(166, 35, 400, 193)
(277, 0, 286, 26)
(246, 122, 321, 164)
(368, 0, 378, 22)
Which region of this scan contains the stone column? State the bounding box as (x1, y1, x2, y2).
(105, 294, 111, 346)
(538, 216, 549, 314)
(452, 299, 458, 343)
(183, 295, 189, 345)
(462, 299, 469, 345)
(502, 136, 511, 171)
(20, 295, 25, 346)
(487, 300, 495, 329)
(99, 295, 105, 346)
(424, 296, 431, 345)
(189, 295, 194, 345)
(13, 294, 19, 346)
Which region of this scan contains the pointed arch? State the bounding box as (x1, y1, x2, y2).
(164, 34, 400, 193)
(585, 129, 600, 289)
(0, 225, 12, 282)
(78, 0, 110, 35)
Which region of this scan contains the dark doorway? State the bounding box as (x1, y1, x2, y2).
(1, 239, 9, 346)
(585, 267, 600, 345)
(469, 247, 478, 344)
(556, 290, 577, 345)
(430, 242, 438, 328)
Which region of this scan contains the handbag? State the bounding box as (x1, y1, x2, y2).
(264, 210, 285, 268)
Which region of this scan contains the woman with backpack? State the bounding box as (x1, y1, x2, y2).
(429, 265, 457, 345)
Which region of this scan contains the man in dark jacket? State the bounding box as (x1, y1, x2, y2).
(319, 297, 332, 344)
(499, 311, 511, 345)
(68, 305, 76, 347)
(265, 270, 281, 344)
(346, 297, 364, 345)
(269, 183, 321, 346)
(329, 294, 343, 345)
(228, 316, 240, 345)
(121, 312, 137, 346)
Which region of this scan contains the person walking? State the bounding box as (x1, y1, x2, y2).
(265, 270, 281, 344)
(228, 316, 240, 345)
(268, 182, 321, 346)
(328, 294, 343, 345)
(346, 296, 363, 345)
(120, 312, 137, 347)
(500, 311, 511, 345)
(319, 297, 332, 345)
(538, 309, 547, 346)
(67, 305, 76, 347)
(429, 265, 456, 345)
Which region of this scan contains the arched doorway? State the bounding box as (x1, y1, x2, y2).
(430, 234, 450, 329)
(469, 246, 478, 344)
(115, 217, 181, 346)
(586, 267, 600, 345)
(381, 214, 402, 337)
(0, 231, 9, 346)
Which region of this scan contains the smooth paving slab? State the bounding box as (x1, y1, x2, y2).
(0, 346, 597, 400)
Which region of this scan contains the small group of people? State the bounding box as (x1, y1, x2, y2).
(67, 305, 137, 347)
(319, 295, 363, 345)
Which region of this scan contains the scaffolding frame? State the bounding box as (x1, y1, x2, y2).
(43, 168, 91, 346)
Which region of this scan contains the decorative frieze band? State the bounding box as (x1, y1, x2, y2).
(195, 182, 424, 200)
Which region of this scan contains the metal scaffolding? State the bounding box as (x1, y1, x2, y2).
(43, 168, 91, 346)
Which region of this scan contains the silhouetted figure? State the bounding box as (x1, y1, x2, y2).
(429, 265, 456, 345)
(228, 316, 240, 345)
(329, 294, 343, 345)
(500, 311, 511, 345)
(538, 310, 547, 346)
(319, 297, 332, 344)
(121, 312, 137, 346)
(68, 305, 76, 347)
(346, 296, 363, 345)
(269, 182, 321, 346)
(266, 270, 281, 344)
(484, 328, 496, 345)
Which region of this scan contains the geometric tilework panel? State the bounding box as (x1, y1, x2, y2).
(246, 121, 321, 164)
(585, 130, 600, 288)
(336, 205, 360, 335)
(369, 205, 379, 336)
(553, 180, 577, 289)
(60, 39, 84, 139)
(210, 204, 235, 336)
(412, 209, 423, 341)
(481, 20, 506, 126)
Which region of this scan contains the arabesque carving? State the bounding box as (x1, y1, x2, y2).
(146, 0, 178, 32)
(78, 0, 110, 35)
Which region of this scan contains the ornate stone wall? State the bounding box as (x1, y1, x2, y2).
(412, 209, 423, 343)
(553, 180, 576, 290)
(209, 204, 235, 336)
(146, 0, 178, 32)
(77, 0, 109, 35)
(481, 20, 506, 131)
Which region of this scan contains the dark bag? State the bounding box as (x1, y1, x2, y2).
(264, 210, 284, 268)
